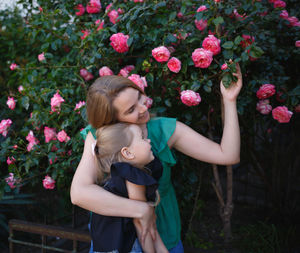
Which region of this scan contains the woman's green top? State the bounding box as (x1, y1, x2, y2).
(80, 117, 181, 249)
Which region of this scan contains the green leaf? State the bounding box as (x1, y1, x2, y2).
(51, 42, 57, 51)
(41, 42, 49, 50)
(249, 45, 264, 58)
(213, 16, 224, 26)
(288, 86, 300, 96)
(222, 41, 234, 49)
(222, 73, 233, 88)
(191, 81, 201, 91)
(234, 36, 243, 45)
(169, 11, 177, 21)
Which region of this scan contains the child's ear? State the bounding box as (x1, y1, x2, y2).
(121, 147, 135, 160)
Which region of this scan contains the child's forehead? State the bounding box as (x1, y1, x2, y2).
(128, 124, 142, 135)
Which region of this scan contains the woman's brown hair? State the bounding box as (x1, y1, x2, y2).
(86, 75, 144, 129)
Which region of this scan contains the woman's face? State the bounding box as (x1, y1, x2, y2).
(113, 88, 150, 125)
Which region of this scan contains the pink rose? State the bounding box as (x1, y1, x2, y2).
(51, 91, 65, 112)
(7, 97, 16, 110)
(272, 106, 293, 123)
(108, 9, 119, 24)
(81, 30, 90, 40)
(128, 74, 148, 91)
(26, 130, 39, 151)
(177, 12, 183, 18)
(7, 156, 16, 165)
(117, 8, 124, 14)
(74, 101, 86, 112)
(38, 52, 45, 62)
(146, 97, 153, 109)
(295, 41, 300, 47)
(0, 119, 12, 137)
(5, 173, 17, 189)
(13, 145, 18, 149)
(221, 63, 228, 70)
(10, 63, 18, 70)
(279, 10, 289, 19)
(197, 5, 207, 12)
(215, 0, 221, 2)
(110, 33, 129, 53)
(86, 0, 101, 14)
(167, 57, 181, 73)
(49, 157, 57, 165)
(240, 34, 255, 48)
(99, 66, 114, 76)
(180, 90, 201, 106)
(286, 16, 299, 26)
(44, 126, 57, 143)
(80, 68, 94, 81)
(195, 19, 207, 31)
(256, 84, 276, 99)
(202, 35, 221, 55)
(273, 0, 286, 8)
(152, 46, 170, 62)
(119, 65, 135, 77)
(95, 19, 104, 31)
(18, 85, 24, 93)
(75, 4, 85, 16)
(43, 175, 55, 190)
(57, 130, 70, 142)
(191, 48, 213, 68)
(256, 99, 272, 115)
(39, 6, 43, 12)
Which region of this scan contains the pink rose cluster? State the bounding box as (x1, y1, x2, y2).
(128, 74, 148, 91)
(5, 173, 18, 189)
(194, 5, 208, 31)
(50, 91, 65, 113)
(74, 101, 86, 113)
(57, 130, 71, 143)
(152, 46, 182, 73)
(180, 90, 201, 106)
(106, 3, 123, 24)
(0, 119, 12, 137)
(26, 130, 39, 151)
(80, 68, 94, 81)
(279, 10, 300, 27)
(119, 65, 135, 77)
(110, 33, 129, 53)
(99, 66, 113, 76)
(7, 97, 16, 110)
(256, 83, 293, 123)
(191, 35, 221, 69)
(44, 127, 57, 143)
(43, 175, 55, 190)
(10, 63, 18, 70)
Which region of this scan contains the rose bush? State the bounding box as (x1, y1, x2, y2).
(0, 0, 300, 248)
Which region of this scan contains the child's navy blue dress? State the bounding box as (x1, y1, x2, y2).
(90, 156, 162, 253)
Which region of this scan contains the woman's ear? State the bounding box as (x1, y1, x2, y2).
(121, 147, 135, 160)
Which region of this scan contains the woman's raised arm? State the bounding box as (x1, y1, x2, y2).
(168, 63, 242, 165)
(70, 132, 156, 241)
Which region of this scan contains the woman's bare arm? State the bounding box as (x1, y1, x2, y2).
(70, 132, 156, 241)
(168, 63, 242, 165)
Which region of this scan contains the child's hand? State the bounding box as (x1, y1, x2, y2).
(220, 62, 243, 102)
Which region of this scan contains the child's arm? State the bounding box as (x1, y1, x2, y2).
(126, 181, 168, 253)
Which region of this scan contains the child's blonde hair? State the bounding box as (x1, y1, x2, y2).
(94, 123, 133, 183)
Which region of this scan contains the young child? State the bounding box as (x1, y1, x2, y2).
(91, 123, 168, 253)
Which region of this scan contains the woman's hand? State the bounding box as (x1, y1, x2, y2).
(220, 62, 243, 102)
(139, 204, 157, 245)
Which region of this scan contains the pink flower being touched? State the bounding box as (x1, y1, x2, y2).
(191, 48, 213, 68)
(80, 68, 94, 81)
(74, 101, 86, 113)
(119, 65, 135, 77)
(0, 119, 12, 137)
(10, 63, 18, 70)
(272, 106, 293, 123)
(152, 46, 170, 62)
(5, 173, 17, 189)
(51, 91, 65, 113)
(57, 130, 70, 143)
(99, 66, 114, 76)
(44, 126, 57, 143)
(110, 33, 129, 53)
(108, 9, 119, 24)
(256, 99, 272, 115)
(7, 156, 16, 165)
(7, 97, 16, 110)
(128, 74, 148, 91)
(43, 175, 55, 190)
(38, 52, 45, 62)
(202, 35, 221, 55)
(167, 57, 181, 73)
(86, 0, 101, 14)
(221, 63, 228, 70)
(75, 4, 85, 16)
(273, 0, 286, 8)
(195, 19, 207, 31)
(26, 130, 39, 151)
(180, 90, 201, 106)
(256, 84, 276, 99)
(295, 41, 300, 47)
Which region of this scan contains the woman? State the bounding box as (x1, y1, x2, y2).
(70, 64, 242, 252)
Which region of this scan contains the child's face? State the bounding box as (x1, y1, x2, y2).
(128, 125, 154, 167)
